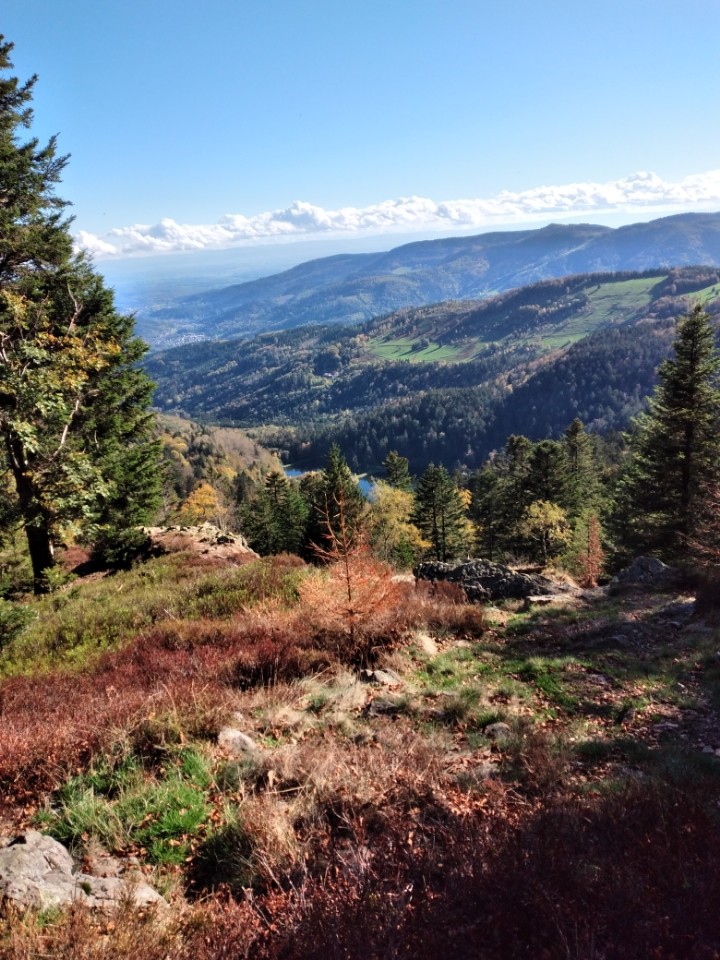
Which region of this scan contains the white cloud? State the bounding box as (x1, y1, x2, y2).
(75, 169, 720, 258)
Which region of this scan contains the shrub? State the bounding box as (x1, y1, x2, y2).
(0, 599, 35, 651)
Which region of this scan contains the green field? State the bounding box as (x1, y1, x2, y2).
(368, 337, 463, 362)
(694, 282, 720, 304)
(365, 276, 720, 368)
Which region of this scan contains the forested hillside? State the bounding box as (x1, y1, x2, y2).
(147, 267, 720, 471)
(136, 214, 720, 347)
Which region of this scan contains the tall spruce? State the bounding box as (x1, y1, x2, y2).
(382, 450, 413, 491)
(612, 304, 720, 562)
(0, 37, 162, 589)
(303, 445, 365, 555)
(562, 418, 599, 517)
(242, 470, 308, 556)
(412, 463, 470, 562)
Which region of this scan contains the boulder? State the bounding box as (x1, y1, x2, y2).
(359, 668, 403, 687)
(217, 727, 259, 757)
(609, 556, 678, 594)
(143, 524, 257, 561)
(414, 559, 566, 603)
(484, 722, 513, 743)
(0, 832, 165, 911)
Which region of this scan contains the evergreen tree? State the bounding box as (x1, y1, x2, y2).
(241, 470, 308, 556)
(303, 445, 365, 555)
(469, 462, 504, 561)
(0, 38, 162, 589)
(526, 439, 569, 506)
(562, 418, 600, 518)
(382, 450, 413, 491)
(412, 463, 470, 562)
(612, 304, 720, 562)
(0, 37, 71, 282)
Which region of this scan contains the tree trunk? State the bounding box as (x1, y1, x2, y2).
(5, 437, 56, 593)
(24, 519, 55, 594)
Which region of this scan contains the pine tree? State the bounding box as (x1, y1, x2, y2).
(526, 440, 569, 506)
(412, 463, 470, 562)
(0, 38, 162, 590)
(382, 450, 413, 491)
(469, 463, 503, 561)
(241, 470, 308, 556)
(303, 446, 365, 555)
(612, 304, 720, 562)
(0, 37, 72, 282)
(562, 419, 600, 518)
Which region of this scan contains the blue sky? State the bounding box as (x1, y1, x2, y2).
(4, 0, 720, 260)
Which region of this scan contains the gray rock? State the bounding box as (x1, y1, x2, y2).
(360, 668, 402, 687)
(0, 832, 165, 911)
(362, 697, 405, 717)
(609, 556, 678, 594)
(414, 559, 566, 603)
(485, 722, 512, 743)
(217, 727, 259, 756)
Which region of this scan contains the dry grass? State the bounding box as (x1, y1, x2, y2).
(8, 549, 720, 958)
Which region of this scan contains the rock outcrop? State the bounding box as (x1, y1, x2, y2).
(414, 559, 570, 602)
(144, 523, 257, 562)
(0, 832, 165, 911)
(609, 556, 678, 594)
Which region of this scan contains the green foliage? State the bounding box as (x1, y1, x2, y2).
(302, 445, 366, 556)
(368, 481, 427, 568)
(470, 423, 607, 564)
(0, 597, 35, 650)
(0, 40, 162, 590)
(0, 554, 305, 676)
(518, 500, 572, 566)
(382, 450, 413, 491)
(91, 526, 153, 571)
(412, 463, 470, 562)
(612, 304, 720, 562)
(240, 470, 308, 556)
(40, 745, 213, 865)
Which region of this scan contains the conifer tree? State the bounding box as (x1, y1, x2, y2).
(303, 445, 365, 555)
(382, 450, 413, 491)
(412, 463, 470, 562)
(562, 418, 600, 518)
(241, 470, 308, 556)
(0, 37, 162, 590)
(612, 304, 720, 562)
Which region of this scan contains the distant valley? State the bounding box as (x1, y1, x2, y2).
(146, 266, 720, 472)
(136, 212, 720, 349)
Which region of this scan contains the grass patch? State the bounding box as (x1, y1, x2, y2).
(0, 554, 306, 677)
(368, 336, 463, 363)
(37, 744, 214, 865)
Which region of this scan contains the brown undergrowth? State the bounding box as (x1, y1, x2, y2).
(3, 553, 720, 959)
(0, 553, 472, 814)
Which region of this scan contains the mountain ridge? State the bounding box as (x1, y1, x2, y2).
(146, 266, 720, 471)
(137, 213, 720, 348)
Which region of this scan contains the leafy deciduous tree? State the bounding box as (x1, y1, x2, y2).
(519, 500, 572, 566)
(0, 36, 162, 589)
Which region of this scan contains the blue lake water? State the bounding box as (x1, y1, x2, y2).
(284, 467, 374, 497)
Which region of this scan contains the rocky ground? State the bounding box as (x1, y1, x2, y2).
(1, 552, 719, 958)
